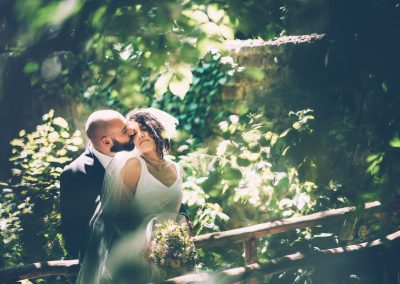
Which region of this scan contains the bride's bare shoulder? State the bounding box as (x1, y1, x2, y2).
(123, 157, 142, 189)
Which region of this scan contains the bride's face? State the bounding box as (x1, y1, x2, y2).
(129, 120, 156, 154)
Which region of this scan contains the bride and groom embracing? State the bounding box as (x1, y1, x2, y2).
(60, 108, 191, 283)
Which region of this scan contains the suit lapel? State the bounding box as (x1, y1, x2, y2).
(82, 148, 105, 195)
(83, 147, 104, 174)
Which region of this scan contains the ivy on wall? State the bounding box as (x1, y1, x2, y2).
(150, 51, 235, 139)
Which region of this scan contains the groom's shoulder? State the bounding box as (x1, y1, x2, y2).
(61, 150, 93, 176)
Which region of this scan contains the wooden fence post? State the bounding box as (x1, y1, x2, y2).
(243, 238, 259, 284)
(243, 238, 258, 265)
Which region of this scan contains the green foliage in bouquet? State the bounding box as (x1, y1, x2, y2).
(0, 110, 82, 268)
(149, 220, 197, 278)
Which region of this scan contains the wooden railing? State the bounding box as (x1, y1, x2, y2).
(167, 229, 400, 283)
(192, 200, 400, 264)
(1, 200, 400, 283)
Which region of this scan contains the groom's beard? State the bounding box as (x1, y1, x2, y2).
(110, 137, 135, 153)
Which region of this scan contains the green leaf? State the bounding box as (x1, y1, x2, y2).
(237, 157, 250, 167)
(366, 154, 380, 162)
(183, 9, 209, 24)
(52, 117, 68, 128)
(19, 130, 26, 137)
(92, 6, 107, 28)
(244, 67, 265, 81)
(23, 61, 39, 74)
(292, 122, 301, 130)
(275, 175, 289, 189)
(282, 146, 290, 156)
(71, 137, 83, 146)
(366, 161, 380, 175)
(389, 137, 400, 148)
(173, 64, 193, 84)
(222, 165, 242, 181)
(279, 129, 291, 138)
(381, 82, 388, 93)
(154, 72, 173, 98)
(249, 144, 261, 153)
(207, 5, 225, 23)
(234, 102, 249, 116)
(169, 79, 190, 99)
(219, 24, 234, 40)
(201, 171, 220, 191)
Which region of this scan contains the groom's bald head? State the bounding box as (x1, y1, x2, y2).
(85, 110, 125, 141)
(85, 110, 134, 156)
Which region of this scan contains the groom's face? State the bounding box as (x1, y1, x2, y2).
(108, 118, 135, 153)
(110, 137, 134, 152)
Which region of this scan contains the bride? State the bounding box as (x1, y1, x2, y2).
(77, 108, 184, 284)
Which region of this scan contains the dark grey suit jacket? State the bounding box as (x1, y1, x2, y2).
(60, 148, 104, 260)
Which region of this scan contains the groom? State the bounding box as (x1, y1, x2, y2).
(60, 110, 135, 260)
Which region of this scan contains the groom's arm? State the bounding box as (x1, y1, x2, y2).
(178, 203, 188, 216)
(178, 203, 194, 235)
(60, 168, 81, 258)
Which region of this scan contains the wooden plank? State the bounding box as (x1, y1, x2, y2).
(0, 260, 79, 283)
(193, 200, 400, 248)
(164, 230, 400, 283)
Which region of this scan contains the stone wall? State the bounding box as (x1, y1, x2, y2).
(223, 34, 328, 126)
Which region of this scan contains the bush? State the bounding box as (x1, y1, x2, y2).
(178, 110, 320, 269)
(0, 110, 82, 268)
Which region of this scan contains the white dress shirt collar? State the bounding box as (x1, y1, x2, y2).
(89, 143, 113, 169)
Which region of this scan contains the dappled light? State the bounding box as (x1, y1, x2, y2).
(1, 0, 400, 283)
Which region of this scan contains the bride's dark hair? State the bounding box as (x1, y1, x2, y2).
(126, 109, 171, 159)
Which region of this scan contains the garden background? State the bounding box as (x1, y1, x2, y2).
(1, 0, 400, 283)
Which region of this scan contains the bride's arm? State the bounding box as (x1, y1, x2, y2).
(122, 157, 141, 195)
(107, 158, 142, 235)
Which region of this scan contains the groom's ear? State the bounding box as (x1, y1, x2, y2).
(101, 136, 112, 147)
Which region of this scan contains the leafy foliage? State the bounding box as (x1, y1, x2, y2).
(152, 50, 236, 139)
(1, 0, 241, 108)
(178, 111, 320, 268)
(0, 111, 82, 268)
(1, 0, 400, 283)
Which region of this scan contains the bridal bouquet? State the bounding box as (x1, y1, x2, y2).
(148, 219, 197, 277)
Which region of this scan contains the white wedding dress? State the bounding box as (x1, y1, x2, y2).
(76, 150, 183, 284)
